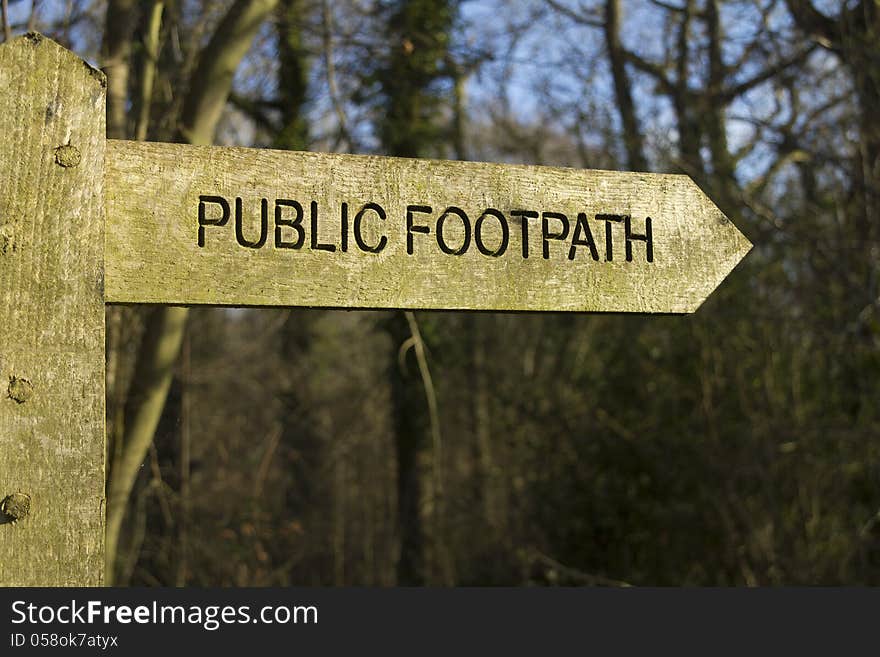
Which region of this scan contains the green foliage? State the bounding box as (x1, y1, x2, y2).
(274, 0, 309, 151)
(373, 0, 455, 157)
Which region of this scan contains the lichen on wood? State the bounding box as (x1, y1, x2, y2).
(104, 141, 751, 313)
(0, 34, 106, 585)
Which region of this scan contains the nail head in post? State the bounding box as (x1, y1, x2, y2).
(54, 143, 81, 168)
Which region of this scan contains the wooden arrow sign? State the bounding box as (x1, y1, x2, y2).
(105, 141, 751, 313)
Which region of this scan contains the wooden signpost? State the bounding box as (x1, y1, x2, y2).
(0, 35, 751, 585)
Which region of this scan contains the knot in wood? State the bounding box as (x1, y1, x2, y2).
(7, 376, 33, 403)
(1, 492, 31, 522)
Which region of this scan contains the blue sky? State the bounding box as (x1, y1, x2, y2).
(4, 0, 854, 191)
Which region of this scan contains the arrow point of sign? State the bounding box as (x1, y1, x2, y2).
(682, 176, 753, 313)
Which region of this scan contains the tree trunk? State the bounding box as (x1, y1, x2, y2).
(388, 312, 426, 584)
(604, 0, 647, 171)
(103, 0, 280, 582)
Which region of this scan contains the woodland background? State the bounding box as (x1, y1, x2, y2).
(3, 0, 878, 586)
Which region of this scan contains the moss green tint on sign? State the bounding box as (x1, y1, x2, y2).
(104, 141, 751, 313)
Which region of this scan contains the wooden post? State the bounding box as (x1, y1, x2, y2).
(0, 34, 106, 585)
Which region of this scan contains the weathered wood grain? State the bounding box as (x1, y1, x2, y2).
(0, 34, 105, 585)
(104, 141, 751, 313)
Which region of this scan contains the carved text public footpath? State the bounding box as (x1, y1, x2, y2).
(105, 142, 748, 312)
(198, 196, 654, 262)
